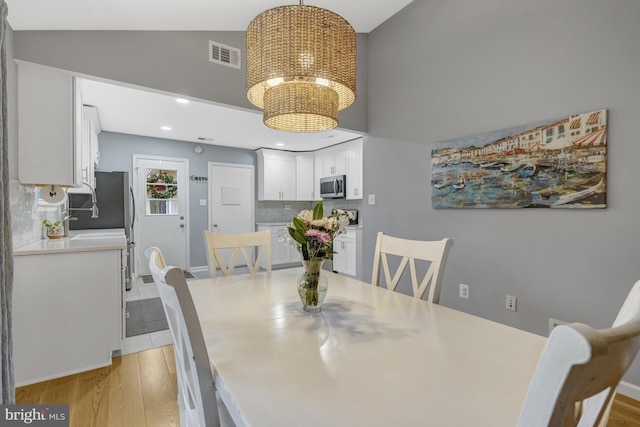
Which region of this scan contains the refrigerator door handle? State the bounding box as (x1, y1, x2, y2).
(130, 186, 136, 230)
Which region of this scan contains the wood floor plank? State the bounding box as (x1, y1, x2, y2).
(71, 366, 111, 427)
(39, 373, 80, 406)
(161, 345, 178, 395)
(608, 396, 640, 427)
(15, 381, 47, 404)
(138, 347, 179, 427)
(107, 352, 147, 427)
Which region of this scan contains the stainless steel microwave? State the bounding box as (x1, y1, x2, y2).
(320, 175, 346, 199)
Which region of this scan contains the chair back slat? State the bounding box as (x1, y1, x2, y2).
(204, 230, 271, 277)
(518, 280, 640, 427)
(372, 232, 453, 303)
(146, 247, 221, 427)
(580, 279, 640, 426)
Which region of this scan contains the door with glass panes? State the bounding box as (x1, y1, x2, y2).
(134, 155, 189, 275)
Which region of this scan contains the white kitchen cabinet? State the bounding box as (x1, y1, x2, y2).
(314, 155, 323, 201)
(257, 149, 297, 200)
(18, 62, 83, 187)
(257, 224, 300, 267)
(13, 248, 124, 385)
(296, 154, 315, 200)
(314, 139, 363, 199)
(319, 147, 346, 178)
(345, 139, 363, 199)
(333, 228, 357, 277)
(68, 106, 102, 194)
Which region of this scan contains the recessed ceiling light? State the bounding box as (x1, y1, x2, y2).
(161, 126, 172, 131)
(176, 98, 189, 104)
(276, 142, 285, 147)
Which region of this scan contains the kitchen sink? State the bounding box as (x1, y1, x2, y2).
(70, 231, 125, 240)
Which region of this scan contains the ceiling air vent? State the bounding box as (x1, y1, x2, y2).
(209, 40, 241, 69)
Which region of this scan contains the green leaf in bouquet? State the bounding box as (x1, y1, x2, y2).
(312, 201, 323, 220)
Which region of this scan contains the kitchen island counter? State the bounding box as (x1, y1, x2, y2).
(13, 231, 126, 385)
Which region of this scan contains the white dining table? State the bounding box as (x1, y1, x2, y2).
(188, 268, 546, 427)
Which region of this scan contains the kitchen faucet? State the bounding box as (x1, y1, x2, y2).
(86, 182, 99, 218)
(68, 182, 99, 219)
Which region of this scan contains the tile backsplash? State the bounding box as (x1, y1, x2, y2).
(256, 199, 362, 224)
(10, 179, 42, 248)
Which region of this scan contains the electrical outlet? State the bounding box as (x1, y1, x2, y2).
(506, 295, 517, 311)
(459, 284, 469, 299)
(548, 318, 567, 334)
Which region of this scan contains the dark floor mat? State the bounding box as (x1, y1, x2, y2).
(125, 298, 169, 337)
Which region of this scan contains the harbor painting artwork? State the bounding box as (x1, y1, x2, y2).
(431, 109, 607, 209)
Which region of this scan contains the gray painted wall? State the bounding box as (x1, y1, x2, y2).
(364, 0, 640, 385)
(97, 131, 255, 268)
(12, 31, 369, 133)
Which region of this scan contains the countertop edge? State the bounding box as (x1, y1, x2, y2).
(15, 237, 127, 256)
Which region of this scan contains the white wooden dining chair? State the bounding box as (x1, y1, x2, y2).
(579, 279, 640, 426)
(371, 232, 453, 303)
(517, 280, 640, 427)
(204, 229, 271, 277)
(146, 246, 234, 427)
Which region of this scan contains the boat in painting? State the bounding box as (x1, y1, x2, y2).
(500, 162, 525, 173)
(434, 180, 451, 189)
(518, 163, 537, 178)
(531, 177, 604, 206)
(479, 161, 502, 169)
(453, 176, 466, 190)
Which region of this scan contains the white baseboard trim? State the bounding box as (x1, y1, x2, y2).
(189, 265, 209, 274)
(618, 381, 640, 400)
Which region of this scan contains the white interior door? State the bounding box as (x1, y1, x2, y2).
(208, 163, 255, 265)
(134, 155, 189, 275)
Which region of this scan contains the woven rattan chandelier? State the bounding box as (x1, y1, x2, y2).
(246, 1, 356, 133)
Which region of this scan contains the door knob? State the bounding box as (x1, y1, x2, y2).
(180, 216, 185, 220)
(180, 224, 185, 228)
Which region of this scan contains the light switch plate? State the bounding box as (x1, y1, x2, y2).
(199, 199, 207, 206)
(368, 194, 376, 205)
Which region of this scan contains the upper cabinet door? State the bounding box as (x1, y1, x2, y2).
(320, 148, 346, 177)
(345, 139, 363, 199)
(296, 154, 315, 201)
(18, 63, 82, 187)
(256, 149, 297, 201)
(68, 105, 102, 194)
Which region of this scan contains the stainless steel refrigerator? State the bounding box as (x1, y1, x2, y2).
(68, 171, 135, 290)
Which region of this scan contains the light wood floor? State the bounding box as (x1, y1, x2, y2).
(16, 346, 179, 427)
(16, 345, 640, 426)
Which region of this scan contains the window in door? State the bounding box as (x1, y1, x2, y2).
(146, 169, 179, 215)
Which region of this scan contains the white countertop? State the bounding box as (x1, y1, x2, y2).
(15, 230, 127, 256)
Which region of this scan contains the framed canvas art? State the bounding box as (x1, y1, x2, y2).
(431, 109, 607, 209)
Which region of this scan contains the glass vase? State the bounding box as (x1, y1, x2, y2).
(297, 258, 328, 313)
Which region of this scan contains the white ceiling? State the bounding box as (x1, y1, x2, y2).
(5, 0, 412, 33)
(7, 0, 412, 151)
(80, 78, 362, 152)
